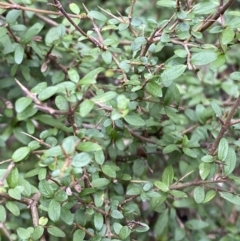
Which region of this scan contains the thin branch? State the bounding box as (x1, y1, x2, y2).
(98, 6, 122, 22)
(29, 192, 46, 241)
(0, 222, 13, 241)
(82, 3, 104, 43)
(170, 179, 227, 190)
(21, 131, 51, 148)
(209, 94, 240, 155)
(75, 224, 95, 237)
(0, 2, 85, 19)
(126, 126, 157, 144)
(15, 78, 69, 115)
(0, 159, 12, 165)
(0, 162, 15, 187)
(0, 192, 30, 205)
(15, 79, 41, 105)
(198, 0, 235, 32)
(51, 0, 104, 49)
(181, 124, 198, 135)
(230, 119, 240, 126)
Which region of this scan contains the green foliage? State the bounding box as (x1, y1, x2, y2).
(1, 0, 240, 241)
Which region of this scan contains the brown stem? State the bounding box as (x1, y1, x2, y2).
(199, 0, 235, 32)
(170, 179, 227, 190)
(51, 0, 103, 49)
(209, 94, 240, 155)
(0, 162, 15, 187)
(126, 126, 157, 144)
(0, 2, 84, 19)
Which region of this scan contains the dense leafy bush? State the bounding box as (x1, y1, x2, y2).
(1, 0, 240, 240)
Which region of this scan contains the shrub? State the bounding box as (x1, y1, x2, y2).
(1, 0, 240, 240)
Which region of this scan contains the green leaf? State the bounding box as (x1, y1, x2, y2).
(111, 210, 124, 219)
(48, 199, 61, 222)
(94, 212, 104, 230)
(60, 207, 74, 225)
(94, 150, 105, 165)
(34, 115, 72, 132)
(22, 23, 44, 43)
(62, 136, 76, 155)
(201, 155, 213, 163)
(210, 101, 222, 117)
(72, 152, 92, 167)
(79, 67, 104, 85)
(15, 97, 32, 113)
(119, 60, 131, 72)
(14, 44, 24, 64)
(124, 113, 145, 126)
(193, 186, 205, 203)
(79, 100, 94, 117)
(193, 2, 218, 15)
(77, 142, 102, 152)
(157, 0, 175, 8)
(17, 104, 38, 121)
(12, 146, 31, 162)
(38, 86, 58, 101)
(199, 162, 211, 180)
(39, 217, 48, 226)
(161, 65, 187, 87)
(174, 49, 187, 58)
(88, 10, 107, 22)
(119, 22, 129, 31)
(126, 188, 141, 195)
(223, 147, 236, 176)
(146, 81, 162, 97)
(174, 227, 186, 241)
(153, 209, 168, 236)
(55, 95, 69, 110)
(219, 192, 240, 205)
(196, 104, 206, 124)
(135, 223, 150, 233)
(6, 10, 21, 23)
(39, 180, 55, 198)
(185, 219, 208, 230)
(131, 17, 143, 27)
(163, 144, 179, 154)
(47, 226, 66, 238)
(119, 226, 131, 239)
(73, 230, 85, 241)
(6, 201, 20, 216)
(0, 205, 7, 222)
(102, 51, 112, 64)
(102, 164, 117, 178)
(218, 138, 229, 161)
(169, 190, 188, 198)
(210, 54, 226, 70)
(203, 190, 216, 203)
(55, 191, 68, 202)
(68, 68, 79, 83)
(221, 27, 235, 45)
(6, 167, 19, 188)
(154, 181, 169, 192)
(191, 51, 218, 65)
(92, 178, 110, 188)
(183, 147, 197, 158)
(44, 145, 63, 157)
(230, 71, 240, 81)
(31, 226, 44, 240)
(162, 165, 174, 186)
(69, 3, 80, 14)
(17, 227, 31, 239)
(91, 91, 117, 103)
(8, 188, 21, 200)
